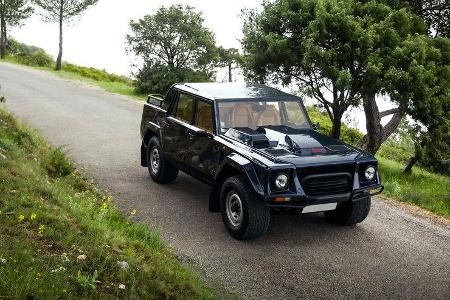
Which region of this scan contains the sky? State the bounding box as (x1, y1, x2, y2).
(11, 0, 262, 76)
(10, 0, 395, 132)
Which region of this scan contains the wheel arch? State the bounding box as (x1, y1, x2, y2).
(141, 129, 158, 167)
(209, 153, 265, 212)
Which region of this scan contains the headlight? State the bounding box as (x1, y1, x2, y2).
(364, 166, 376, 181)
(275, 173, 289, 190)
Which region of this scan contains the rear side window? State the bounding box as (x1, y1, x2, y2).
(175, 93, 195, 123)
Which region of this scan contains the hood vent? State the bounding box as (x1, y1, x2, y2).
(225, 127, 270, 149)
(326, 145, 354, 153)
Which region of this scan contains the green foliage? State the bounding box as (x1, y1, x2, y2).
(7, 38, 46, 55)
(15, 50, 53, 67)
(75, 270, 100, 295)
(45, 147, 75, 177)
(0, 0, 34, 58)
(377, 119, 416, 164)
(127, 5, 218, 94)
(307, 106, 363, 145)
(134, 62, 212, 94)
(62, 63, 131, 84)
(0, 108, 214, 298)
(395, 0, 450, 38)
(378, 157, 450, 218)
(241, 0, 448, 154)
(32, 0, 99, 22)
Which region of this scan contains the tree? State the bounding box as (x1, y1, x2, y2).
(33, 0, 98, 70)
(134, 62, 213, 95)
(0, 0, 33, 59)
(406, 0, 450, 38)
(126, 5, 218, 94)
(218, 47, 242, 82)
(360, 34, 449, 154)
(242, 0, 447, 154)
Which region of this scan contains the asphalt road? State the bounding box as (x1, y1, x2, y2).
(1, 62, 449, 299)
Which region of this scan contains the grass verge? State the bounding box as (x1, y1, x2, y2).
(0, 107, 213, 299)
(2, 55, 146, 101)
(378, 157, 450, 219)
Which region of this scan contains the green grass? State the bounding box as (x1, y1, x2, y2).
(0, 107, 214, 299)
(377, 157, 450, 219)
(2, 55, 146, 101)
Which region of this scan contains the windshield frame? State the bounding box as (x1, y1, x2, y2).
(215, 98, 312, 134)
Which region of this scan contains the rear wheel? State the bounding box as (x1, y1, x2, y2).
(220, 176, 270, 240)
(147, 137, 178, 183)
(325, 195, 371, 225)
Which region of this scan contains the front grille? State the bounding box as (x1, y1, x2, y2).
(301, 173, 352, 197)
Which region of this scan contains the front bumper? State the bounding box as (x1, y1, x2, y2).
(264, 184, 383, 210)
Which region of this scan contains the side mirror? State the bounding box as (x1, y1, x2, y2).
(147, 94, 164, 106)
(312, 122, 320, 130)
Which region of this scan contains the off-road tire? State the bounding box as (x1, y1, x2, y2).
(325, 195, 371, 225)
(220, 176, 270, 240)
(147, 137, 178, 183)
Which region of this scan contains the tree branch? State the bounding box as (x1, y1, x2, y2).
(379, 108, 400, 118)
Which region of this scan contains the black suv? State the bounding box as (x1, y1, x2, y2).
(140, 83, 383, 239)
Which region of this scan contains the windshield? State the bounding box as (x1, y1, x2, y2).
(217, 100, 310, 133)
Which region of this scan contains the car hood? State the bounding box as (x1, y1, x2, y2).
(224, 126, 365, 166)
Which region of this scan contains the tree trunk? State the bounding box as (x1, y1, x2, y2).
(0, 12, 6, 59)
(403, 155, 419, 175)
(359, 93, 405, 154)
(330, 110, 343, 139)
(228, 62, 232, 82)
(55, 0, 64, 70)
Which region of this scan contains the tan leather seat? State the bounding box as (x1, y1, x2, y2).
(231, 103, 255, 128)
(257, 105, 281, 126)
(197, 106, 213, 132)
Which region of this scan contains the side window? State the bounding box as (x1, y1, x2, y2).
(195, 100, 214, 133)
(175, 93, 194, 123)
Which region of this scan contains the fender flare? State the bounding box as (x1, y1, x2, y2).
(141, 122, 161, 167)
(209, 153, 265, 212)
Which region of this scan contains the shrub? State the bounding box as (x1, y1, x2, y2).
(7, 39, 46, 56)
(62, 63, 131, 84)
(16, 51, 53, 68)
(306, 106, 363, 145)
(134, 62, 213, 94)
(45, 147, 75, 177)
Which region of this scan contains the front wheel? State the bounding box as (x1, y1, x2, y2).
(325, 195, 371, 225)
(220, 176, 270, 240)
(147, 137, 178, 183)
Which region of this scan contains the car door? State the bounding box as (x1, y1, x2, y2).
(163, 91, 194, 169)
(185, 98, 220, 183)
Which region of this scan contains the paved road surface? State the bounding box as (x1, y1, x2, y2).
(1, 62, 449, 299)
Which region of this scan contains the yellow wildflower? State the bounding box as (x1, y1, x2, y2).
(38, 224, 45, 235)
(130, 208, 137, 216)
(102, 203, 108, 210)
(107, 195, 113, 201)
(18, 214, 25, 222)
(30, 213, 37, 221)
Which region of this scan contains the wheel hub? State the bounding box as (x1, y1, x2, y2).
(226, 191, 243, 227)
(150, 147, 160, 174)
